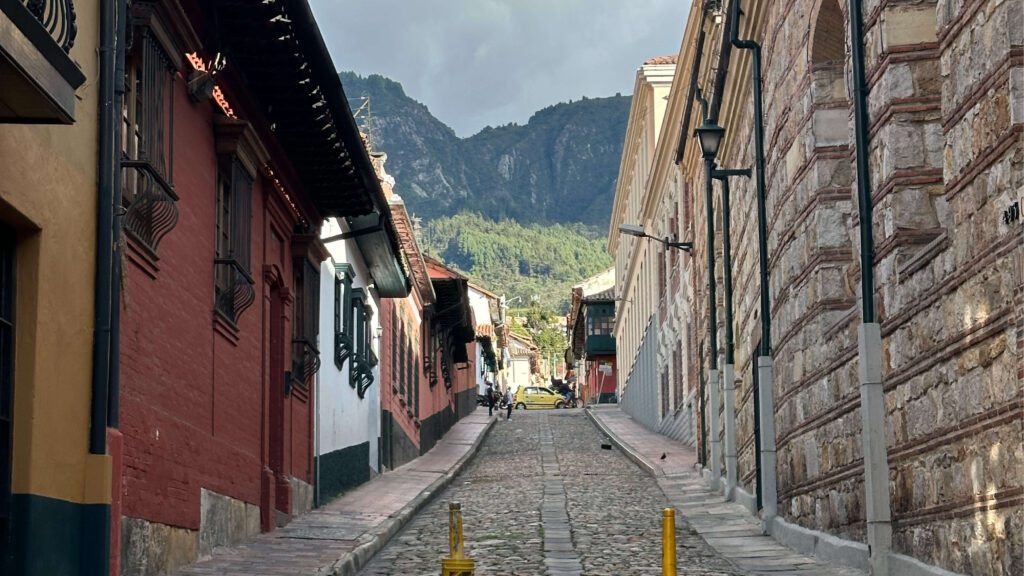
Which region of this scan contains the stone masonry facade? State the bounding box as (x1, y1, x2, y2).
(671, 0, 1022, 574)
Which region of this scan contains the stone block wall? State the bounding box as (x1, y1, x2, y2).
(677, 0, 1022, 572)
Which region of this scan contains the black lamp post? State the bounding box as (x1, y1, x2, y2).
(694, 118, 724, 485)
(694, 118, 724, 374)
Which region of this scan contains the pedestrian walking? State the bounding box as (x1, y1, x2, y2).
(505, 388, 514, 420)
(485, 380, 495, 417)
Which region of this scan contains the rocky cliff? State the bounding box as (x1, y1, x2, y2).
(340, 72, 630, 228)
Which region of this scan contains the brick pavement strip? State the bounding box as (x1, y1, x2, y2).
(173, 410, 495, 576)
(360, 409, 741, 575)
(585, 406, 867, 576)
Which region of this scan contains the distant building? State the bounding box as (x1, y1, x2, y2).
(607, 56, 676, 431)
(377, 219, 476, 469)
(505, 332, 538, 394)
(566, 269, 618, 404)
(315, 153, 408, 503)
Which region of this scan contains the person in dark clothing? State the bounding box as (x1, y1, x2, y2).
(485, 381, 495, 416)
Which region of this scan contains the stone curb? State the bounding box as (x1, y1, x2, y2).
(583, 408, 659, 477)
(326, 415, 497, 576)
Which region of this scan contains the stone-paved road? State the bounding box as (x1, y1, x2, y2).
(359, 410, 743, 575)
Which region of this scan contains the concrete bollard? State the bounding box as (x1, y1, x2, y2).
(441, 502, 475, 576)
(662, 508, 677, 576)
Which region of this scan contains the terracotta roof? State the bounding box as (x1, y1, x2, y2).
(388, 198, 435, 304)
(476, 324, 495, 337)
(644, 55, 677, 65)
(582, 287, 615, 303)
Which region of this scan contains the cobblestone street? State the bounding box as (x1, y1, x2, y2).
(360, 410, 741, 575)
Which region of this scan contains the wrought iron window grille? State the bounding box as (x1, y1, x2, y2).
(214, 259, 254, 326)
(23, 0, 78, 52)
(213, 159, 254, 325)
(290, 258, 320, 394)
(121, 27, 178, 256)
(333, 272, 352, 370)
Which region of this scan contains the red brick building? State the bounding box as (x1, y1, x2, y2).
(378, 199, 477, 469)
(113, 2, 395, 573)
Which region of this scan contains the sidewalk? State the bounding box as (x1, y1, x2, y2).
(175, 410, 495, 576)
(586, 405, 866, 576)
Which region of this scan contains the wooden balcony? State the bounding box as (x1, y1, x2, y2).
(0, 0, 85, 123)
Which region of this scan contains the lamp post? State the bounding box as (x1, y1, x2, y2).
(711, 166, 750, 498)
(694, 118, 724, 489)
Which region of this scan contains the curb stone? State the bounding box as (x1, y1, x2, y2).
(584, 408, 658, 477)
(328, 415, 497, 576)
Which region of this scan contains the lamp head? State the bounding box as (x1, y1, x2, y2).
(694, 120, 726, 160)
(617, 223, 647, 238)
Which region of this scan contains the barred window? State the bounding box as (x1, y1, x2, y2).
(213, 158, 254, 325)
(349, 290, 375, 397)
(334, 268, 357, 372)
(290, 258, 320, 394)
(121, 22, 178, 256)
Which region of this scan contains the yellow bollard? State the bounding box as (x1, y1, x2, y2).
(441, 502, 475, 576)
(662, 508, 677, 576)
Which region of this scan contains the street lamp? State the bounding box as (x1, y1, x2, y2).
(694, 119, 725, 160)
(617, 223, 693, 252)
(694, 117, 723, 486)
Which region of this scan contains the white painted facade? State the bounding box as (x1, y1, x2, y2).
(317, 217, 382, 485)
(607, 61, 676, 429)
(466, 285, 498, 395)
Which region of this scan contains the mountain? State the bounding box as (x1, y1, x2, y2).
(419, 213, 612, 313)
(340, 72, 630, 228)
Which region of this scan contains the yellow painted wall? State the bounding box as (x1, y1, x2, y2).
(0, 1, 104, 505)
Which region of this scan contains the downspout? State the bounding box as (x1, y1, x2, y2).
(86, 0, 124, 573)
(91, 0, 117, 457)
(730, 0, 778, 532)
(703, 157, 720, 488)
(848, 0, 891, 572)
(108, 0, 126, 431)
(706, 0, 735, 123)
(712, 167, 751, 500)
(718, 175, 736, 497)
(704, 0, 735, 494)
(675, 18, 708, 164)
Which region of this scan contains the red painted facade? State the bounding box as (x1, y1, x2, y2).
(118, 63, 322, 535)
(377, 214, 477, 469)
(580, 356, 617, 405)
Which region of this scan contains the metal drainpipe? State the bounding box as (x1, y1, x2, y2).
(730, 0, 778, 532)
(849, 0, 891, 572)
(718, 175, 736, 497)
(91, 0, 119, 456)
(703, 157, 721, 488)
(108, 0, 127, 432)
(675, 17, 708, 164)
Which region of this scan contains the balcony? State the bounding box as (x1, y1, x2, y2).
(586, 334, 616, 356)
(0, 0, 85, 123)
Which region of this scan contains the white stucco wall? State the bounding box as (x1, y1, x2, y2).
(467, 286, 497, 394)
(317, 218, 381, 473)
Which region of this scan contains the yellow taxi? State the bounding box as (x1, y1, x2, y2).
(513, 386, 566, 410)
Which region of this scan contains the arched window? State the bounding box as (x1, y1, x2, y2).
(811, 0, 846, 68)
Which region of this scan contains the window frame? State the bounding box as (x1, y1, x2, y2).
(213, 157, 254, 326)
(120, 18, 180, 257)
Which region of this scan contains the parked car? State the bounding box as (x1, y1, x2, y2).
(513, 386, 566, 410)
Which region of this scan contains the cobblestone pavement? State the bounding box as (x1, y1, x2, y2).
(359, 410, 742, 575)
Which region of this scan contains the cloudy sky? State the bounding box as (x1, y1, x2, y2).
(309, 0, 692, 137)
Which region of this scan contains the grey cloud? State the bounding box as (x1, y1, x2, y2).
(310, 0, 691, 136)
